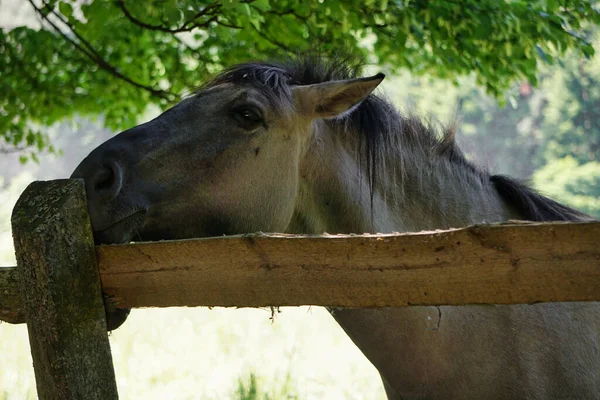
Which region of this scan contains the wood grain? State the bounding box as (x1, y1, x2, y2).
(95, 221, 600, 308)
(0, 266, 22, 324)
(3, 221, 599, 323)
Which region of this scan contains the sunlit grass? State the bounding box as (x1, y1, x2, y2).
(235, 372, 298, 400)
(0, 306, 385, 399)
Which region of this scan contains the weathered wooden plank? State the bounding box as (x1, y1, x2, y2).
(95, 221, 600, 308)
(2, 221, 599, 324)
(12, 180, 118, 400)
(0, 266, 23, 324)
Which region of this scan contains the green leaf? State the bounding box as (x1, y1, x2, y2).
(380, 0, 388, 12)
(58, 1, 73, 20)
(582, 43, 595, 59)
(164, 5, 182, 25)
(252, 0, 271, 12)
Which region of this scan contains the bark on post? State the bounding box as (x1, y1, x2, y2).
(12, 179, 118, 400)
(0, 266, 23, 324)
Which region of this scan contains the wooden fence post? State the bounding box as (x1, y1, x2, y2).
(12, 179, 118, 400)
(0, 266, 23, 324)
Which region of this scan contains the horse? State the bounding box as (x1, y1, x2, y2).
(71, 55, 599, 399)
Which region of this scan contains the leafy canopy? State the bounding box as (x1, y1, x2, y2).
(1, 0, 599, 157)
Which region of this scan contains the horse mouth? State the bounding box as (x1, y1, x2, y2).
(93, 210, 147, 245)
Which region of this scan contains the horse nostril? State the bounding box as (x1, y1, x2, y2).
(92, 161, 123, 200)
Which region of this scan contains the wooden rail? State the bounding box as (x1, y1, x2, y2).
(3, 220, 599, 325)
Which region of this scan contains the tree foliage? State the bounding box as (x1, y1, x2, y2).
(1, 0, 599, 157)
(533, 156, 600, 217)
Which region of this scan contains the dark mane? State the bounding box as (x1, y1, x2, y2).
(202, 55, 591, 222)
(490, 175, 591, 221)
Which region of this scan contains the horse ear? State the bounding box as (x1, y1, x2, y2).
(292, 73, 385, 119)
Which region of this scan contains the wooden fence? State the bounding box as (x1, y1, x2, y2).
(1, 180, 599, 399)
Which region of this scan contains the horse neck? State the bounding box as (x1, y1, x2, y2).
(287, 119, 514, 235)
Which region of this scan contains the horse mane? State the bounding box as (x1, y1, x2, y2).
(490, 175, 591, 221)
(202, 54, 591, 222)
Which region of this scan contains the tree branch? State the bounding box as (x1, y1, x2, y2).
(216, 20, 243, 30)
(28, 0, 177, 102)
(253, 5, 326, 47)
(266, 8, 312, 21)
(116, 0, 220, 33)
(0, 145, 27, 154)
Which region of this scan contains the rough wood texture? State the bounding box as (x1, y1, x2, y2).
(0, 266, 23, 323)
(95, 221, 600, 308)
(2, 221, 599, 324)
(12, 180, 118, 400)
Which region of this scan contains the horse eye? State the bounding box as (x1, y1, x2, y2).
(233, 107, 263, 130)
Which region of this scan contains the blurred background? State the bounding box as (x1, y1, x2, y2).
(1, 0, 598, 399)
